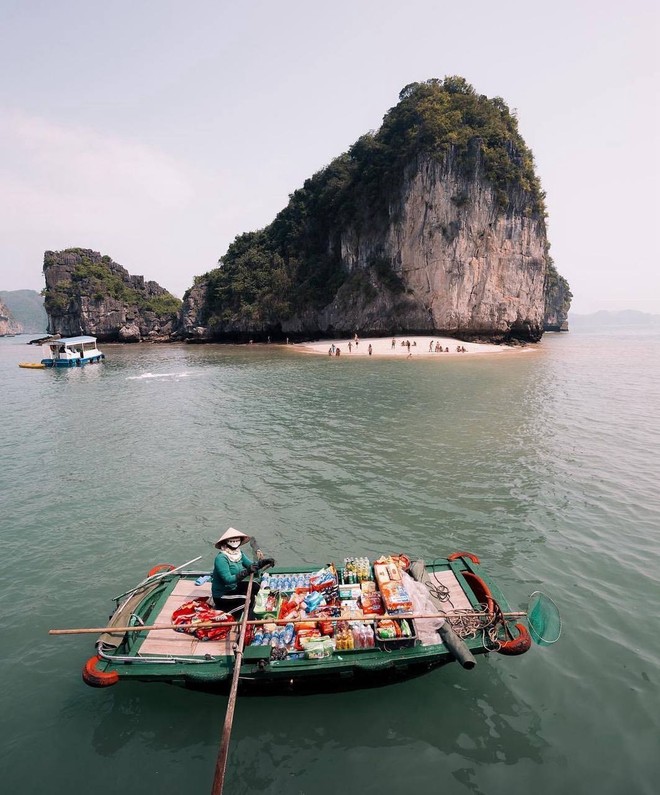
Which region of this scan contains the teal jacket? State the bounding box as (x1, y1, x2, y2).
(212, 550, 253, 602)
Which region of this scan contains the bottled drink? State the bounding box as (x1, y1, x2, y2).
(283, 623, 295, 646)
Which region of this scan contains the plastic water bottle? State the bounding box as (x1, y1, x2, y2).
(283, 623, 295, 646)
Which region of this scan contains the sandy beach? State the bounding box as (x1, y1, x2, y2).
(292, 335, 526, 358)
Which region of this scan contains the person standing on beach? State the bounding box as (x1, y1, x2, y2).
(348, 341, 352, 353)
(406, 340, 411, 354)
(429, 340, 434, 352)
(368, 344, 373, 356)
(391, 338, 396, 349)
(354, 334, 359, 348)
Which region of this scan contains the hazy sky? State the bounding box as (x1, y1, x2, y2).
(1, 0, 658, 314)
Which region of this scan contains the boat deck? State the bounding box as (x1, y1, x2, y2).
(418, 568, 472, 614)
(138, 580, 238, 657)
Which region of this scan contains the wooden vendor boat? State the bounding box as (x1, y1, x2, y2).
(68, 552, 558, 692)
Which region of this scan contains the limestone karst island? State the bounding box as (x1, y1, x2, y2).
(39, 78, 571, 344)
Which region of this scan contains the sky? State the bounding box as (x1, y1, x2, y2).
(1, 0, 658, 315)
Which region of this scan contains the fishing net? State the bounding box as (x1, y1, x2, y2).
(527, 591, 561, 645)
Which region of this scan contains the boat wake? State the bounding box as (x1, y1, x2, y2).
(126, 371, 198, 381)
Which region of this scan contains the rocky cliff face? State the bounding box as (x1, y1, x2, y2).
(182, 152, 549, 342)
(331, 153, 546, 340)
(0, 297, 22, 335)
(178, 281, 211, 341)
(43, 249, 181, 342)
(543, 261, 572, 331)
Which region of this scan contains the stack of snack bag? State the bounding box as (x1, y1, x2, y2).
(373, 556, 414, 614)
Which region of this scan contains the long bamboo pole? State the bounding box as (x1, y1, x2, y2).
(210, 572, 255, 795)
(49, 610, 526, 636)
(112, 556, 203, 602)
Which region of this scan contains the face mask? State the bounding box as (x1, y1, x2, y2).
(226, 539, 242, 549)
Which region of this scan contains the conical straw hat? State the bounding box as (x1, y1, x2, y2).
(214, 527, 251, 549)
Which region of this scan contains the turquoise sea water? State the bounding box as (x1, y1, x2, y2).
(1, 328, 658, 795)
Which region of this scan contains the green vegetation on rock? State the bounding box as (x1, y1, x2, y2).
(45, 248, 181, 319)
(72, 256, 140, 304)
(203, 76, 547, 330)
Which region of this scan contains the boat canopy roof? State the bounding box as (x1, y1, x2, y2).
(54, 336, 97, 346)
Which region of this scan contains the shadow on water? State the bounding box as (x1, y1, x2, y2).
(71, 659, 550, 795)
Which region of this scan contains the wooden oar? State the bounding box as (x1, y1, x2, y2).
(49, 609, 526, 636)
(210, 570, 255, 795)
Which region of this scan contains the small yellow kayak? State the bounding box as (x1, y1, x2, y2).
(18, 362, 45, 369)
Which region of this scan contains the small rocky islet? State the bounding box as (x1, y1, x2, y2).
(40, 77, 571, 345)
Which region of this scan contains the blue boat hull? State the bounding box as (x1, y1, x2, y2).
(41, 355, 105, 368)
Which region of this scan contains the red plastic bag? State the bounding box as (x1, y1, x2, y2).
(171, 597, 235, 641)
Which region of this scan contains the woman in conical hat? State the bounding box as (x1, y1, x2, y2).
(211, 527, 259, 614)
(214, 527, 251, 549)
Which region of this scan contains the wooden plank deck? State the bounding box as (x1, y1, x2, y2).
(408, 568, 473, 647)
(138, 579, 237, 657)
(425, 569, 473, 612)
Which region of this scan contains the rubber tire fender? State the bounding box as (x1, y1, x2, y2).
(82, 655, 119, 687)
(447, 551, 481, 565)
(497, 623, 532, 656)
(461, 571, 495, 615)
(147, 563, 175, 577)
